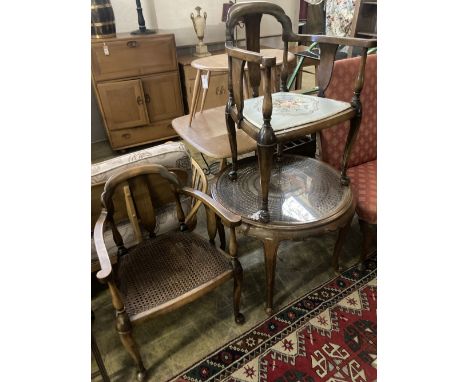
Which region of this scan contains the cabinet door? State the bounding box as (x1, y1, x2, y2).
(97, 79, 149, 131)
(183, 65, 228, 112)
(141, 72, 184, 123)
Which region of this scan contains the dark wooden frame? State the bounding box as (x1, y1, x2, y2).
(224, 1, 377, 222)
(94, 164, 243, 381)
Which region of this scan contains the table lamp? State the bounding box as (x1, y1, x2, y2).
(131, 0, 156, 35)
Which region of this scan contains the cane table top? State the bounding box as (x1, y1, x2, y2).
(211, 155, 353, 227)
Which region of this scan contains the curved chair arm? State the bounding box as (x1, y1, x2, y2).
(226, 45, 277, 68)
(94, 211, 113, 281)
(179, 187, 242, 228)
(185, 158, 208, 225)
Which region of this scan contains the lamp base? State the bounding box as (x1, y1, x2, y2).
(131, 28, 157, 35)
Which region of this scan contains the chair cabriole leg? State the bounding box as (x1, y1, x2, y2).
(115, 309, 147, 381)
(216, 216, 226, 251)
(263, 238, 280, 315)
(257, 142, 275, 223)
(232, 257, 245, 324)
(225, 111, 238, 181)
(332, 218, 352, 273)
(359, 219, 373, 269)
(229, 227, 244, 324)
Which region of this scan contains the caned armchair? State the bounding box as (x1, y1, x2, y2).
(224, 1, 377, 222)
(94, 163, 244, 381)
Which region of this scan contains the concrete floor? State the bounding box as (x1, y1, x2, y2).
(91, 199, 371, 382)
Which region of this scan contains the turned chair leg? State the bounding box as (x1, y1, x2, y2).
(92, 310, 110, 382)
(216, 216, 226, 251)
(92, 332, 110, 382)
(332, 219, 352, 273)
(225, 112, 238, 180)
(263, 239, 280, 315)
(232, 257, 245, 324)
(257, 142, 275, 223)
(116, 309, 147, 381)
(359, 219, 374, 267)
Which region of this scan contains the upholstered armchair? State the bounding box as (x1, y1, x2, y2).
(318, 54, 377, 262)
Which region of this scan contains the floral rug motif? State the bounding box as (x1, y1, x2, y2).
(172, 257, 377, 382)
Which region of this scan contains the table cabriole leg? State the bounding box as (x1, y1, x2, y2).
(332, 218, 352, 273)
(263, 238, 280, 315)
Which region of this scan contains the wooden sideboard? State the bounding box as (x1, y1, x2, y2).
(92, 33, 184, 150)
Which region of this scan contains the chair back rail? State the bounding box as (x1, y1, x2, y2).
(95, 164, 241, 280)
(225, 1, 377, 127)
(100, 164, 184, 251)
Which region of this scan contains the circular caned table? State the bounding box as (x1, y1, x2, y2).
(211, 155, 356, 314)
(189, 48, 295, 125)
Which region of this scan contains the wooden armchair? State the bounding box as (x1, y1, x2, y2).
(224, 1, 376, 223)
(94, 164, 244, 381)
(319, 54, 377, 264)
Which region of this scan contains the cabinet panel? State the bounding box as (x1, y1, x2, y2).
(109, 119, 178, 149)
(182, 65, 228, 112)
(141, 72, 184, 123)
(92, 34, 177, 81)
(97, 79, 149, 131)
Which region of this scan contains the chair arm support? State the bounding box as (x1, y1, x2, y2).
(93, 211, 113, 281)
(179, 187, 242, 228)
(296, 34, 377, 49)
(226, 45, 276, 67)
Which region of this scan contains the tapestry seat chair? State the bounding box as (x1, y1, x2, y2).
(91, 141, 208, 272)
(318, 54, 377, 263)
(93, 159, 244, 381)
(224, 1, 377, 223)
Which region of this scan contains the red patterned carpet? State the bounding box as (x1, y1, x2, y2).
(172, 257, 377, 382)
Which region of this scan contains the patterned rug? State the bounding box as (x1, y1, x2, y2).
(172, 257, 377, 382)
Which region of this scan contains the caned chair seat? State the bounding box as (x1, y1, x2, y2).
(243, 92, 352, 132)
(347, 160, 377, 224)
(91, 200, 191, 273)
(117, 231, 233, 322)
